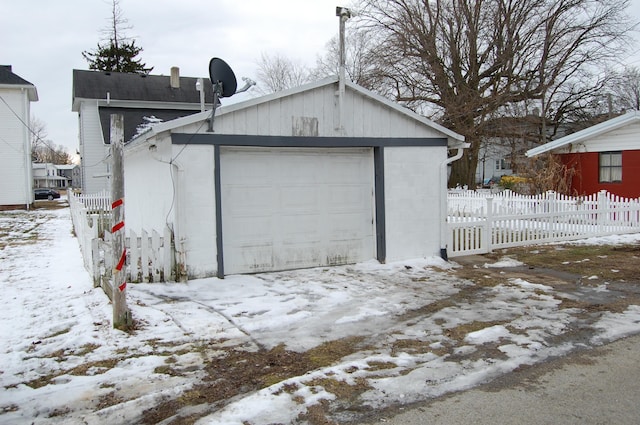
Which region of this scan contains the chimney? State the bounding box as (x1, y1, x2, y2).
(170, 67, 180, 89)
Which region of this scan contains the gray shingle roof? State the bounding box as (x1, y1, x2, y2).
(72, 69, 214, 104)
(0, 65, 35, 86)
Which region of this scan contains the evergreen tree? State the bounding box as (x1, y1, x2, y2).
(82, 0, 152, 74)
(83, 39, 152, 74)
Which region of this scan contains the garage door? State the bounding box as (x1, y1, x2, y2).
(220, 147, 375, 274)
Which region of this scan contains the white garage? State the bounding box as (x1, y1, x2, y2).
(221, 147, 375, 274)
(124, 76, 467, 279)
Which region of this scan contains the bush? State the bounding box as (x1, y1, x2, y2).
(499, 175, 527, 190)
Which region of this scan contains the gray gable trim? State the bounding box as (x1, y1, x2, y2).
(72, 69, 214, 106)
(171, 133, 448, 148)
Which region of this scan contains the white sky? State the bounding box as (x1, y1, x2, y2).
(2, 0, 640, 154)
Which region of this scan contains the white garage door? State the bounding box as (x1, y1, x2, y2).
(220, 147, 375, 274)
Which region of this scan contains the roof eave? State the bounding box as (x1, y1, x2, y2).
(526, 110, 640, 157)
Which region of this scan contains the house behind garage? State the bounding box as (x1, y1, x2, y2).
(0, 65, 38, 208)
(526, 110, 640, 198)
(124, 76, 466, 278)
(72, 67, 214, 194)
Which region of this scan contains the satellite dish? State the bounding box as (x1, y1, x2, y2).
(208, 57, 237, 98)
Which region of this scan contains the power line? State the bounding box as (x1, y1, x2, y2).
(0, 93, 72, 161)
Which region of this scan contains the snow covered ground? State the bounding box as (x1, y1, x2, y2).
(1, 204, 640, 424)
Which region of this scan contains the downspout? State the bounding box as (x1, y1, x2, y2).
(439, 144, 468, 260)
(22, 88, 32, 209)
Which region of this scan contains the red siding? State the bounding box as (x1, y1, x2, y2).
(560, 150, 640, 198)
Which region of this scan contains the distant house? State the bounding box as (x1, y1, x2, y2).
(0, 65, 38, 208)
(32, 163, 80, 189)
(475, 115, 546, 187)
(72, 67, 214, 194)
(526, 110, 640, 198)
(124, 76, 467, 278)
(476, 141, 514, 187)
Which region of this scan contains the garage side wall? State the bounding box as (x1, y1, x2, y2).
(124, 137, 175, 233)
(174, 145, 218, 278)
(384, 146, 445, 262)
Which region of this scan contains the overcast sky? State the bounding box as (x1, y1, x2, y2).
(2, 0, 640, 154)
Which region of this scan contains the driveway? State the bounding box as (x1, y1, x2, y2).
(369, 333, 640, 424)
(1, 205, 640, 424)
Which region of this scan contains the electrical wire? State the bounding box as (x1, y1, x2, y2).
(0, 93, 74, 161)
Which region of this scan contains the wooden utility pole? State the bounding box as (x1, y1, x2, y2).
(110, 114, 131, 330)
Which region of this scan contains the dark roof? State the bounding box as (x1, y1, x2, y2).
(0, 65, 35, 86)
(72, 69, 214, 105)
(99, 106, 205, 144)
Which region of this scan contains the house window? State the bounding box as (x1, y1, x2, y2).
(495, 158, 511, 171)
(599, 151, 622, 183)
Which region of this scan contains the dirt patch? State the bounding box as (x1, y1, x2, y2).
(503, 243, 640, 283)
(140, 337, 370, 425)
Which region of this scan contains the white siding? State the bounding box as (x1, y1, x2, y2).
(0, 88, 32, 206)
(384, 146, 445, 261)
(125, 139, 218, 278)
(577, 121, 640, 152)
(211, 84, 446, 139)
(176, 145, 218, 278)
(79, 101, 109, 194)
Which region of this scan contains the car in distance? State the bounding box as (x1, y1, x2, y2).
(34, 188, 61, 200)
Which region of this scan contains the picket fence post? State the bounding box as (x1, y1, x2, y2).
(484, 197, 493, 253)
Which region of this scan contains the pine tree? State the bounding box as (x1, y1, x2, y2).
(82, 0, 153, 74)
(83, 39, 152, 74)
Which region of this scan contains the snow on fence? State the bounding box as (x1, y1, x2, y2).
(68, 191, 176, 295)
(447, 190, 640, 257)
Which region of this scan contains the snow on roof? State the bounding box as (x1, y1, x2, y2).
(526, 110, 640, 157)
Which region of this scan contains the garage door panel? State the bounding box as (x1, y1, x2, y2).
(280, 185, 319, 211)
(327, 212, 370, 240)
(327, 184, 371, 212)
(226, 215, 273, 244)
(280, 213, 322, 244)
(221, 147, 375, 274)
(224, 185, 275, 215)
(223, 154, 272, 182)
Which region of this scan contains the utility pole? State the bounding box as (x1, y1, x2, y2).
(110, 114, 131, 330)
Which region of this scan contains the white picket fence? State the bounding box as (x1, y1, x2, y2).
(448, 190, 640, 257)
(68, 191, 176, 293)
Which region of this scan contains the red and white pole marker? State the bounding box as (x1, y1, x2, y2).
(112, 198, 126, 292)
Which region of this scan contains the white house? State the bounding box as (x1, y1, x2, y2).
(72, 67, 214, 194)
(124, 76, 467, 278)
(0, 65, 38, 208)
(32, 163, 79, 189)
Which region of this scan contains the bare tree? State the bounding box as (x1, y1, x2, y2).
(254, 52, 310, 95)
(30, 118, 73, 164)
(310, 26, 384, 89)
(610, 66, 640, 111)
(357, 0, 634, 187)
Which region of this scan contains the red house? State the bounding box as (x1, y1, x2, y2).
(526, 111, 640, 198)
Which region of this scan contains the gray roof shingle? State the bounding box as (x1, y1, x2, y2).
(0, 65, 35, 86)
(72, 69, 214, 104)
